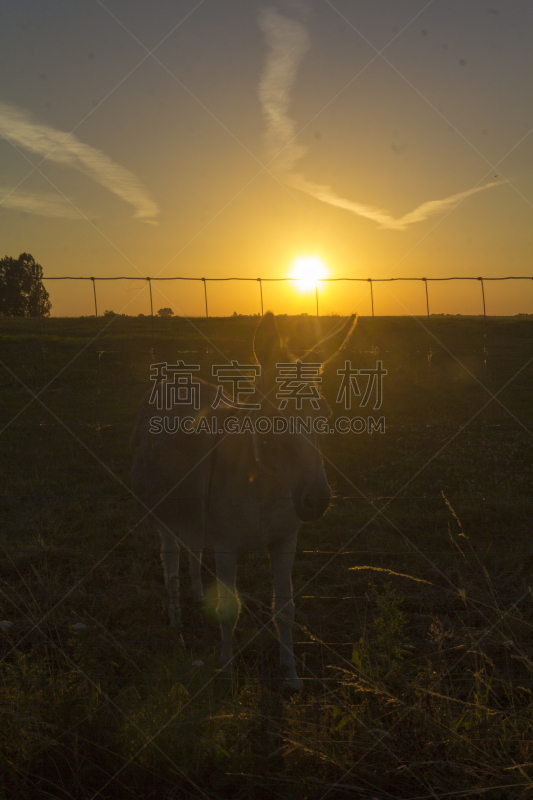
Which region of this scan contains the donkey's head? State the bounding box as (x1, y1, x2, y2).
(252, 312, 356, 522)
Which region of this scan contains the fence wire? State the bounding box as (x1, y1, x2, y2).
(40, 273, 533, 318)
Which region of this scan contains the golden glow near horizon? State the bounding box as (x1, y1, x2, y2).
(290, 256, 328, 293)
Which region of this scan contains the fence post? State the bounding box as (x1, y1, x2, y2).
(148, 276, 154, 327)
(91, 277, 98, 318)
(202, 278, 209, 317)
(478, 277, 486, 317)
(368, 278, 374, 317)
(146, 277, 154, 357)
(423, 278, 429, 320)
(257, 278, 264, 316)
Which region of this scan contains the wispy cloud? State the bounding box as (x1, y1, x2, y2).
(258, 7, 501, 231)
(0, 185, 81, 218)
(0, 101, 159, 223)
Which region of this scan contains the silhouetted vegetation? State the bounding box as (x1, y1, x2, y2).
(0, 253, 51, 317)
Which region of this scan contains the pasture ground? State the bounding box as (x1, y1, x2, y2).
(1, 313, 533, 799)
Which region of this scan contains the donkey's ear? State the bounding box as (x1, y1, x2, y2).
(254, 311, 287, 368)
(301, 314, 357, 366)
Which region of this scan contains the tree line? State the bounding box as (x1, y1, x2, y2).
(0, 253, 51, 316)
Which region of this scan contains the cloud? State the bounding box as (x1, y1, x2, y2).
(258, 8, 501, 231)
(258, 7, 310, 172)
(385, 181, 503, 230)
(0, 101, 159, 223)
(0, 185, 81, 218)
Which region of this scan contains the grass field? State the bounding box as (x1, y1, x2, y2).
(2, 313, 533, 799)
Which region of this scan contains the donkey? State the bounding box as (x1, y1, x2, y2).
(131, 312, 356, 689)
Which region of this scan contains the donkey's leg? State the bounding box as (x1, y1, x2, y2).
(188, 550, 204, 602)
(214, 550, 240, 669)
(160, 530, 181, 627)
(269, 536, 302, 690)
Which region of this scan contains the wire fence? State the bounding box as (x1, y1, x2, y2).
(6, 272, 533, 500)
(39, 273, 533, 319)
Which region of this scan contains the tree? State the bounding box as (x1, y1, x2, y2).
(0, 253, 51, 317)
(157, 307, 174, 317)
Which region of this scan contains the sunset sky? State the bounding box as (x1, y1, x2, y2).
(1, 0, 532, 317)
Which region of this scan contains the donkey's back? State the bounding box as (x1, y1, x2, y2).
(131, 378, 216, 548)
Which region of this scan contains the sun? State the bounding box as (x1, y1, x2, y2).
(290, 256, 328, 293)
